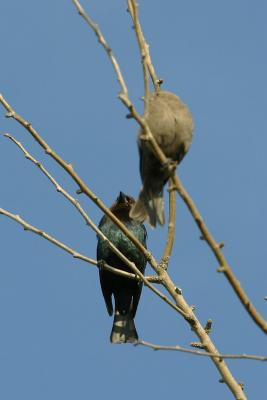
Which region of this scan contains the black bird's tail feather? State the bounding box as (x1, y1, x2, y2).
(110, 312, 138, 344)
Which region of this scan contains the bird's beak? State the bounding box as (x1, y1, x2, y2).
(117, 191, 127, 204)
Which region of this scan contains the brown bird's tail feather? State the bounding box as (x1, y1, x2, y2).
(110, 312, 138, 344)
(130, 188, 165, 227)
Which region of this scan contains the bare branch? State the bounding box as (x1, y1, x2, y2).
(3, 132, 182, 314)
(0, 94, 155, 271)
(160, 179, 176, 269)
(71, 1, 168, 171)
(137, 340, 267, 362)
(0, 205, 159, 284)
(173, 175, 267, 334)
(125, 1, 267, 336)
(128, 0, 161, 91)
(128, 0, 150, 107)
(71, 1, 267, 336)
(72, 0, 128, 95)
(0, 207, 96, 265)
(0, 4, 251, 395)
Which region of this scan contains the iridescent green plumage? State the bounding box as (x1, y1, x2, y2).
(97, 192, 147, 343)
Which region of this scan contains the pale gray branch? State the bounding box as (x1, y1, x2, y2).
(137, 340, 267, 362)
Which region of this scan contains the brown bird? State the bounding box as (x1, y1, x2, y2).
(130, 90, 194, 227)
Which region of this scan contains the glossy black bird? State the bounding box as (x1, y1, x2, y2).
(130, 90, 194, 227)
(97, 192, 147, 343)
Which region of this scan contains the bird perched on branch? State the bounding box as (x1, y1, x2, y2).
(130, 90, 194, 227)
(97, 192, 147, 343)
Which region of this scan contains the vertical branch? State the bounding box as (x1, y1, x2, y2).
(160, 179, 176, 268)
(128, 0, 150, 110)
(128, 0, 161, 93)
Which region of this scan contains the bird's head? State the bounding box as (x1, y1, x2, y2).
(110, 191, 135, 219)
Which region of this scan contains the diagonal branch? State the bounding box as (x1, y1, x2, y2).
(0, 205, 158, 283)
(72, 0, 128, 96)
(3, 132, 182, 315)
(0, 94, 156, 271)
(173, 175, 267, 334)
(0, 207, 96, 265)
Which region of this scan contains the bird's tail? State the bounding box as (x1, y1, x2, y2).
(130, 187, 164, 227)
(110, 312, 138, 344)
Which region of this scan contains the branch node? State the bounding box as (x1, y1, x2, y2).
(190, 342, 205, 349)
(204, 319, 213, 334)
(217, 266, 226, 273)
(174, 286, 182, 295)
(167, 183, 176, 192)
(5, 111, 14, 118)
(97, 259, 105, 270)
(185, 315, 196, 327)
(158, 256, 169, 270)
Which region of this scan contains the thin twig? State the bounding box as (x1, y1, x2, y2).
(173, 175, 267, 334)
(72, 0, 128, 96)
(137, 340, 267, 362)
(0, 207, 96, 265)
(128, 0, 150, 108)
(128, 0, 160, 91)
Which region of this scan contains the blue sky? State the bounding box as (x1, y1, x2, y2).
(0, 1, 266, 399)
